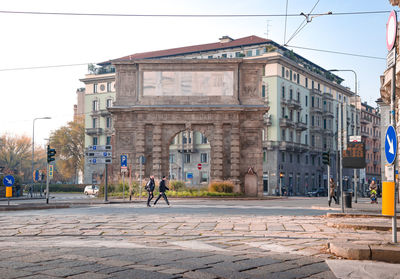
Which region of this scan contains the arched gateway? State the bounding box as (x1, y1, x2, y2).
(109, 59, 268, 196)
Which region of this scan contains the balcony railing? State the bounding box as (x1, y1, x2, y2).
(86, 128, 103, 135)
(279, 118, 294, 127)
(310, 106, 323, 114)
(311, 88, 322, 96)
(287, 99, 301, 109)
(295, 122, 307, 131)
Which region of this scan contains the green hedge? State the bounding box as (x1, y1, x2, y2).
(48, 184, 86, 192)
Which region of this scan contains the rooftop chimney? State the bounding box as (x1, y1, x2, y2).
(219, 36, 234, 43)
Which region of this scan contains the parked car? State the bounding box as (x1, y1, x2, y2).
(306, 188, 327, 197)
(84, 185, 99, 195)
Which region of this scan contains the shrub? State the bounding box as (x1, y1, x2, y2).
(169, 180, 186, 191)
(208, 180, 234, 193)
(49, 184, 86, 192)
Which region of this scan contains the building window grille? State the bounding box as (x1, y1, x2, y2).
(184, 154, 191, 163)
(262, 85, 266, 98)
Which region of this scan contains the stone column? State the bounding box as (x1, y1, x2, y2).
(212, 123, 224, 180)
(135, 123, 145, 179)
(230, 124, 241, 192)
(152, 124, 162, 179)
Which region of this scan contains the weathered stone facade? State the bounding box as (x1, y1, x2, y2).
(109, 59, 268, 196)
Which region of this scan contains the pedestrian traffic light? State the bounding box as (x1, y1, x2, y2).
(47, 145, 56, 163)
(322, 152, 330, 165)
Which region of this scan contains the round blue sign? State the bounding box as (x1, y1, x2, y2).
(3, 175, 15, 187)
(385, 125, 397, 165)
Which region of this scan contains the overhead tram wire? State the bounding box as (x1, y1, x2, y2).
(285, 0, 321, 46)
(286, 45, 385, 60)
(0, 63, 90, 72)
(0, 10, 396, 18)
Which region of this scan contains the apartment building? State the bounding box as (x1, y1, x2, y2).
(79, 35, 361, 192)
(360, 102, 381, 188)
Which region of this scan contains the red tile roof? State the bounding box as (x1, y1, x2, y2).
(114, 35, 270, 61)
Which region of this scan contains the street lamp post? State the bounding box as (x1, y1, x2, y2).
(31, 117, 51, 188)
(329, 69, 359, 203)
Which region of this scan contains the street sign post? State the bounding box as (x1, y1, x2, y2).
(86, 152, 112, 157)
(88, 158, 112, 164)
(121, 155, 128, 200)
(48, 165, 54, 178)
(3, 175, 14, 203)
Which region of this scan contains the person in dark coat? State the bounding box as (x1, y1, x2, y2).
(154, 176, 170, 206)
(146, 175, 155, 207)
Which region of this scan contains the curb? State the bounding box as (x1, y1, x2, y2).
(326, 221, 400, 231)
(0, 204, 71, 211)
(327, 213, 400, 219)
(329, 242, 400, 263)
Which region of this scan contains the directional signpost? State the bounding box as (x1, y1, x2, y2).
(86, 145, 113, 202)
(3, 175, 14, 205)
(383, 125, 397, 243)
(121, 155, 128, 200)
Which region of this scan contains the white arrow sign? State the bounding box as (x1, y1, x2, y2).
(387, 134, 394, 154)
(5, 178, 12, 184)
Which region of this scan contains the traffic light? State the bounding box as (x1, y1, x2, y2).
(47, 145, 56, 163)
(322, 152, 330, 165)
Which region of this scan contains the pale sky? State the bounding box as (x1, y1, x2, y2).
(0, 0, 395, 145)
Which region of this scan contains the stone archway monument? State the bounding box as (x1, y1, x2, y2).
(109, 59, 268, 196)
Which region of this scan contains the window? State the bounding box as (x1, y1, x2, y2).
(92, 100, 98, 111)
(282, 86, 285, 98)
(256, 49, 260, 56)
(289, 89, 293, 99)
(305, 96, 308, 107)
(169, 154, 175, 163)
(289, 110, 293, 120)
(263, 151, 266, 162)
(201, 134, 208, 144)
(222, 53, 227, 58)
(183, 134, 188, 144)
(297, 91, 300, 101)
(290, 154, 293, 163)
(262, 85, 265, 98)
(282, 66, 285, 77)
(281, 152, 285, 162)
(305, 134, 308, 145)
(324, 119, 327, 129)
(311, 116, 315, 126)
(317, 83, 320, 91)
(290, 70, 292, 80)
(184, 154, 191, 163)
(311, 135, 315, 147)
(106, 136, 111, 145)
(107, 82, 112, 92)
(311, 96, 315, 107)
(305, 155, 309, 164)
(297, 111, 300, 122)
(305, 77, 308, 88)
(297, 73, 300, 84)
(93, 137, 98, 145)
(106, 99, 113, 108)
(297, 154, 300, 163)
(246, 50, 253, 57)
(93, 83, 98, 93)
(92, 118, 97, 128)
(106, 117, 112, 128)
(312, 156, 315, 166)
(312, 80, 314, 89)
(305, 114, 308, 124)
(201, 153, 208, 163)
(208, 55, 213, 59)
(281, 107, 285, 118)
(289, 131, 293, 142)
(281, 129, 286, 140)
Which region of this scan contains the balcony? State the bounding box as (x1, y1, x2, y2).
(279, 118, 294, 127)
(281, 99, 288, 106)
(263, 140, 277, 150)
(323, 110, 334, 118)
(373, 148, 379, 153)
(263, 115, 272, 126)
(365, 145, 370, 151)
(295, 122, 307, 131)
(311, 88, 322, 96)
(310, 106, 323, 114)
(360, 118, 369, 125)
(365, 159, 371, 164)
(373, 122, 379, 128)
(100, 109, 111, 117)
(323, 130, 333, 136)
(361, 131, 369, 137)
(90, 110, 100, 117)
(373, 160, 379, 165)
(86, 128, 103, 135)
(286, 99, 301, 109)
(323, 92, 333, 100)
(309, 125, 321, 132)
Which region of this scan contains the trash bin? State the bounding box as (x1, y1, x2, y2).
(344, 191, 352, 208)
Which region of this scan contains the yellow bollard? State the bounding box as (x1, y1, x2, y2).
(382, 182, 395, 216)
(5, 187, 12, 198)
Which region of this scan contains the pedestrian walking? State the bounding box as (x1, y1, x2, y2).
(328, 178, 337, 207)
(145, 175, 155, 207)
(154, 176, 170, 206)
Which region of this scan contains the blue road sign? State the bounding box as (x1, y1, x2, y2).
(385, 125, 397, 164)
(139, 156, 146, 164)
(121, 155, 127, 168)
(34, 170, 39, 182)
(187, 173, 193, 179)
(3, 175, 15, 186)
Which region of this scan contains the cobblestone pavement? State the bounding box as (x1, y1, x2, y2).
(0, 200, 396, 278)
